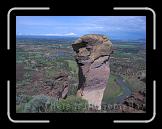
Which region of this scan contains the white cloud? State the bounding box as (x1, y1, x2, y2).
(88, 16, 146, 32)
(36, 32, 77, 36)
(17, 32, 22, 35)
(43, 33, 61, 36)
(64, 32, 77, 36)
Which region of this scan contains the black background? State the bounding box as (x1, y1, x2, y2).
(0, 0, 161, 128)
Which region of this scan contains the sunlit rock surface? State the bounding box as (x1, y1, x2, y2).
(72, 34, 113, 109)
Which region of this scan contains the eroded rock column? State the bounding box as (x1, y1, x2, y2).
(72, 34, 113, 110)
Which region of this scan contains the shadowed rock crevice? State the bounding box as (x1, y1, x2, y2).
(72, 34, 113, 109)
(78, 65, 86, 93)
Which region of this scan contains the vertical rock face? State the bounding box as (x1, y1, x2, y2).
(72, 34, 113, 110)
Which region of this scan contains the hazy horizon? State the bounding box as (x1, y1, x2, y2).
(16, 16, 146, 40)
(16, 35, 146, 42)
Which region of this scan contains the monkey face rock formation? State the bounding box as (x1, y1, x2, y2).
(72, 34, 113, 110)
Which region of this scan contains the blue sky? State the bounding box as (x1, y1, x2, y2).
(16, 16, 146, 40)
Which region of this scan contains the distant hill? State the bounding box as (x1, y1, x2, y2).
(16, 35, 78, 44)
(16, 35, 146, 44)
(111, 39, 146, 44)
(16, 35, 78, 40)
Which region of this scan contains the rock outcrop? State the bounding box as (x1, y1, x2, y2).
(105, 91, 146, 113)
(42, 71, 69, 99)
(72, 34, 113, 109)
(122, 91, 146, 111)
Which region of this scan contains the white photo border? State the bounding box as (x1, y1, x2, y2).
(7, 6, 156, 124)
(7, 7, 50, 123)
(113, 7, 156, 123)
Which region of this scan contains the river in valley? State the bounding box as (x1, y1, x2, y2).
(112, 76, 132, 104)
